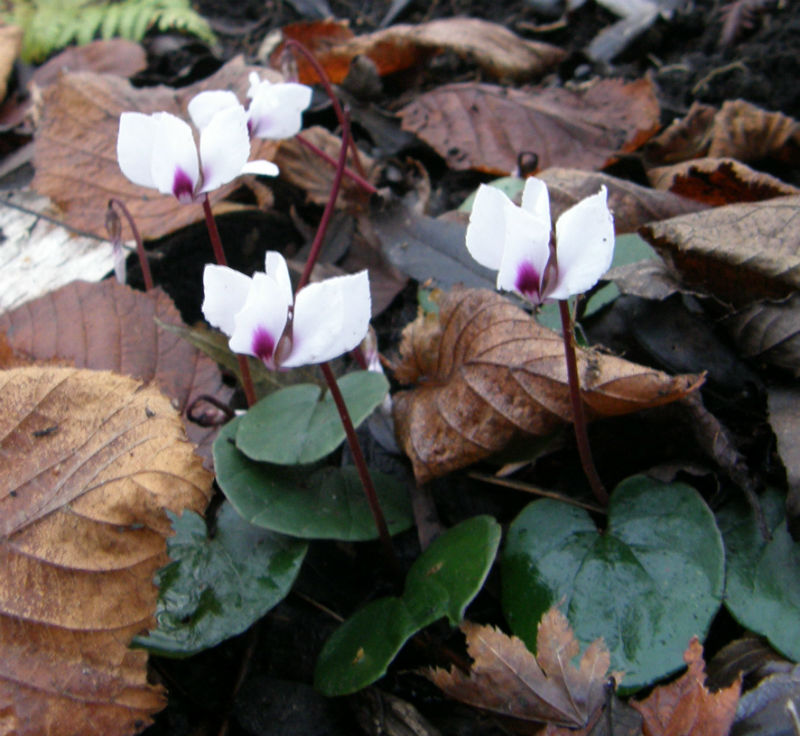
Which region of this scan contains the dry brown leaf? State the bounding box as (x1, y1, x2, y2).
(0, 280, 232, 466)
(632, 638, 741, 736)
(273, 125, 378, 209)
(427, 608, 610, 728)
(766, 386, 800, 537)
(393, 288, 702, 484)
(643, 101, 718, 167)
(31, 57, 280, 241)
(538, 168, 707, 234)
(399, 78, 660, 176)
(648, 157, 800, 206)
(0, 366, 212, 735)
(640, 195, 800, 305)
(0, 25, 22, 102)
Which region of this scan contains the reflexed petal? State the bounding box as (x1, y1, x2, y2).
(283, 271, 371, 368)
(198, 104, 250, 193)
(548, 186, 614, 300)
(228, 273, 291, 365)
(241, 159, 280, 177)
(264, 251, 293, 306)
(149, 112, 199, 201)
(117, 112, 158, 189)
(248, 82, 312, 139)
(188, 90, 240, 130)
(520, 176, 550, 222)
(202, 264, 254, 337)
(465, 184, 512, 270)
(495, 202, 551, 303)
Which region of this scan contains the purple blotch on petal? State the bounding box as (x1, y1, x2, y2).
(173, 168, 195, 203)
(515, 261, 541, 301)
(251, 326, 275, 363)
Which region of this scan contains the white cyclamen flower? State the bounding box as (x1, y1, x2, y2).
(117, 101, 278, 204)
(202, 251, 371, 370)
(465, 178, 614, 305)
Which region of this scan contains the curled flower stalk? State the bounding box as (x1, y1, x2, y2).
(465, 177, 614, 505)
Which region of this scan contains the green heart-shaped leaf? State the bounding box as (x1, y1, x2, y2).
(502, 475, 724, 690)
(214, 417, 412, 540)
(236, 371, 389, 465)
(718, 487, 800, 661)
(135, 503, 307, 657)
(314, 516, 501, 696)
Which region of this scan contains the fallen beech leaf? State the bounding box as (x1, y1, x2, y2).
(0, 25, 22, 101)
(399, 78, 660, 175)
(538, 168, 707, 234)
(0, 366, 212, 735)
(0, 280, 232, 466)
(427, 608, 611, 728)
(32, 39, 147, 87)
(393, 288, 701, 483)
(732, 664, 800, 736)
(643, 101, 718, 167)
(632, 638, 740, 736)
(640, 195, 800, 304)
(648, 158, 800, 206)
(766, 386, 800, 537)
(274, 18, 563, 84)
(31, 57, 281, 241)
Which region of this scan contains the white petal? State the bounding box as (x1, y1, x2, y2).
(282, 271, 371, 368)
(465, 184, 511, 271)
(548, 186, 615, 300)
(495, 203, 551, 303)
(202, 264, 254, 336)
(248, 82, 312, 139)
(246, 71, 262, 99)
(198, 104, 250, 193)
(188, 90, 240, 130)
(117, 112, 157, 189)
(241, 159, 280, 177)
(148, 112, 200, 201)
(520, 176, 550, 221)
(264, 251, 294, 306)
(228, 272, 291, 365)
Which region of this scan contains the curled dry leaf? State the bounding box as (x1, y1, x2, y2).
(640, 195, 800, 305)
(399, 78, 660, 175)
(0, 366, 212, 736)
(631, 638, 740, 736)
(31, 56, 280, 241)
(273, 17, 564, 85)
(0, 280, 232, 466)
(427, 608, 611, 728)
(648, 157, 800, 206)
(393, 288, 702, 484)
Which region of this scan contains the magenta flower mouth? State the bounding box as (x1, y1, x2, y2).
(172, 168, 195, 203)
(514, 261, 541, 301)
(251, 326, 275, 363)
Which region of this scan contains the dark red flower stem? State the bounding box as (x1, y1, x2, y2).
(202, 193, 257, 408)
(108, 198, 153, 291)
(319, 362, 398, 569)
(558, 299, 609, 507)
(295, 133, 377, 195)
(283, 38, 368, 180)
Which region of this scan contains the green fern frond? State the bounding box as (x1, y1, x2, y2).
(1, 0, 216, 63)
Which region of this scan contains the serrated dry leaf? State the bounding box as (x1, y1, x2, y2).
(393, 288, 701, 484)
(648, 158, 800, 206)
(640, 195, 800, 305)
(632, 638, 740, 736)
(399, 78, 660, 176)
(0, 280, 232, 466)
(539, 168, 707, 234)
(273, 17, 564, 85)
(0, 366, 212, 735)
(427, 608, 610, 728)
(31, 57, 280, 241)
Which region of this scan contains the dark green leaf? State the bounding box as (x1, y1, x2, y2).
(502, 475, 724, 690)
(134, 503, 307, 657)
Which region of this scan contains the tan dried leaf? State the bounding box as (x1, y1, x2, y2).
(427, 609, 610, 727)
(648, 157, 800, 206)
(632, 638, 740, 736)
(0, 366, 213, 735)
(399, 78, 660, 175)
(0, 25, 22, 101)
(640, 195, 800, 305)
(393, 288, 702, 484)
(31, 57, 280, 241)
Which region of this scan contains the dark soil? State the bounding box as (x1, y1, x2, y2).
(126, 1, 800, 734)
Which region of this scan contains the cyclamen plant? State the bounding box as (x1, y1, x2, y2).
(465, 177, 615, 504)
